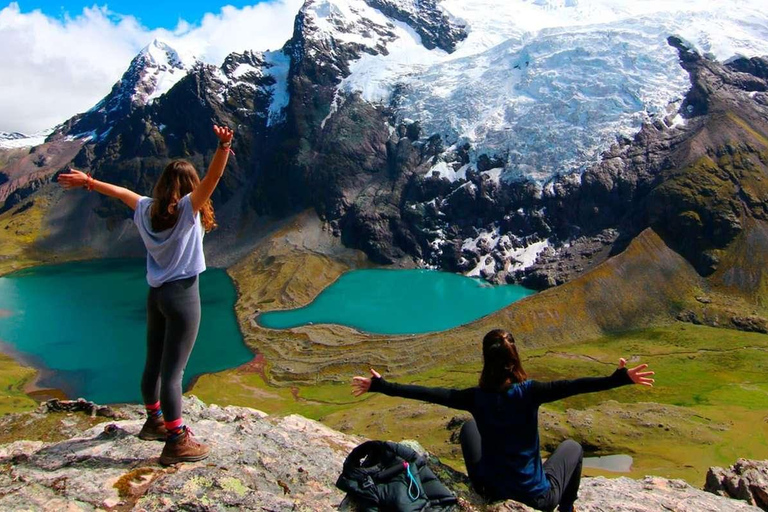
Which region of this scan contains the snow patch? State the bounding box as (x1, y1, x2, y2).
(507, 239, 550, 271)
(264, 51, 291, 126)
(667, 113, 687, 129)
(337, 19, 446, 104)
(302, 0, 396, 47)
(142, 40, 198, 104)
(428, 161, 468, 182)
(231, 64, 263, 79)
(482, 167, 503, 184)
(463, 227, 550, 277)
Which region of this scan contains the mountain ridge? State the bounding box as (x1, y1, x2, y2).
(0, 0, 767, 289)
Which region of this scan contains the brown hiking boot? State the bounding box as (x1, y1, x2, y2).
(159, 428, 210, 465)
(138, 415, 167, 441)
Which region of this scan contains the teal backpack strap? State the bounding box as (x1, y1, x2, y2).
(403, 461, 422, 501)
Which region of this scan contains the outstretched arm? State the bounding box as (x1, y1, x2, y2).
(190, 125, 234, 213)
(58, 169, 141, 210)
(529, 358, 654, 405)
(352, 368, 475, 411)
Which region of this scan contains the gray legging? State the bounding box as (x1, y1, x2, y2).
(460, 419, 583, 512)
(141, 275, 201, 422)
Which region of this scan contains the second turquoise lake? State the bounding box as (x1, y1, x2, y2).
(258, 269, 535, 334)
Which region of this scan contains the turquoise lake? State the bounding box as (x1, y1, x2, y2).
(0, 259, 253, 404)
(258, 269, 535, 334)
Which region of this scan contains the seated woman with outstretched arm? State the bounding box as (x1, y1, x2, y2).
(352, 329, 654, 512)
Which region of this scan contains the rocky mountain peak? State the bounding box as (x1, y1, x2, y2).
(221, 50, 268, 79)
(56, 39, 198, 141)
(139, 39, 189, 71)
(295, 0, 399, 58)
(0, 130, 53, 149)
(117, 39, 197, 109)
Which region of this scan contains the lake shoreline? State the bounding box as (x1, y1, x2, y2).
(0, 338, 69, 403)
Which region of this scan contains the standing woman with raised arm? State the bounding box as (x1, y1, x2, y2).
(352, 329, 655, 512)
(58, 124, 234, 465)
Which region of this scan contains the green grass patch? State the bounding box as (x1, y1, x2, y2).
(0, 352, 38, 415)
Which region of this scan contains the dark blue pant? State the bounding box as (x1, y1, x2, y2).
(459, 419, 583, 512)
(141, 275, 200, 422)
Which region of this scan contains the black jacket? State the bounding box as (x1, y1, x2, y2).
(369, 368, 633, 501)
(336, 440, 457, 511)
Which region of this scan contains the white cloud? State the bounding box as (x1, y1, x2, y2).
(0, 0, 303, 133)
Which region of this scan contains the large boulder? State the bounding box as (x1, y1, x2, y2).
(706, 459, 768, 510)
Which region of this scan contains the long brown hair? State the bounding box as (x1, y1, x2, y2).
(150, 160, 216, 232)
(479, 329, 528, 391)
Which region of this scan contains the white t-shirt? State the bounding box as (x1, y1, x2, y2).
(133, 193, 206, 287)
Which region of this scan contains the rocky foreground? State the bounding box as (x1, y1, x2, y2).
(0, 397, 763, 511)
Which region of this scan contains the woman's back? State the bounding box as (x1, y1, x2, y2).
(134, 193, 205, 287)
(473, 383, 548, 500)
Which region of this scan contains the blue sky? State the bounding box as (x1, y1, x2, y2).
(6, 1, 272, 29)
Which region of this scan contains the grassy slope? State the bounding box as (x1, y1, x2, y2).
(0, 352, 38, 415)
(193, 323, 768, 484)
(0, 191, 51, 275)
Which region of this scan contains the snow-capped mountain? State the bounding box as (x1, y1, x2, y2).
(59, 39, 199, 140)
(4, 0, 768, 288)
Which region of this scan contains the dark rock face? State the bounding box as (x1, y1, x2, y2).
(339, 39, 768, 284)
(363, 0, 467, 52)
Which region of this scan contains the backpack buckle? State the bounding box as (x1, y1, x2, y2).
(362, 476, 375, 489)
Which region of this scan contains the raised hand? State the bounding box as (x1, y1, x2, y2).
(58, 168, 89, 190)
(213, 124, 234, 145)
(619, 358, 655, 387)
(351, 368, 382, 397)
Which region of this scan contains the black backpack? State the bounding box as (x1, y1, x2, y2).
(336, 441, 457, 511)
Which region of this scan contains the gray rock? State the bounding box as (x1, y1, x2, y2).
(0, 396, 362, 511)
(0, 397, 761, 511)
(706, 459, 768, 510)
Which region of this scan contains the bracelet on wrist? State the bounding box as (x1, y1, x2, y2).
(217, 142, 235, 157)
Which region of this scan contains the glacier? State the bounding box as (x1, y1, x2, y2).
(326, 0, 768, 183)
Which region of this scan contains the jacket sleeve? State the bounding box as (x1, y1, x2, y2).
(369, 377, 475, 411)
(528, 368, 634, 405)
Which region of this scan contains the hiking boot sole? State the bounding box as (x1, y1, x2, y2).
(159, 451, 211, 466)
